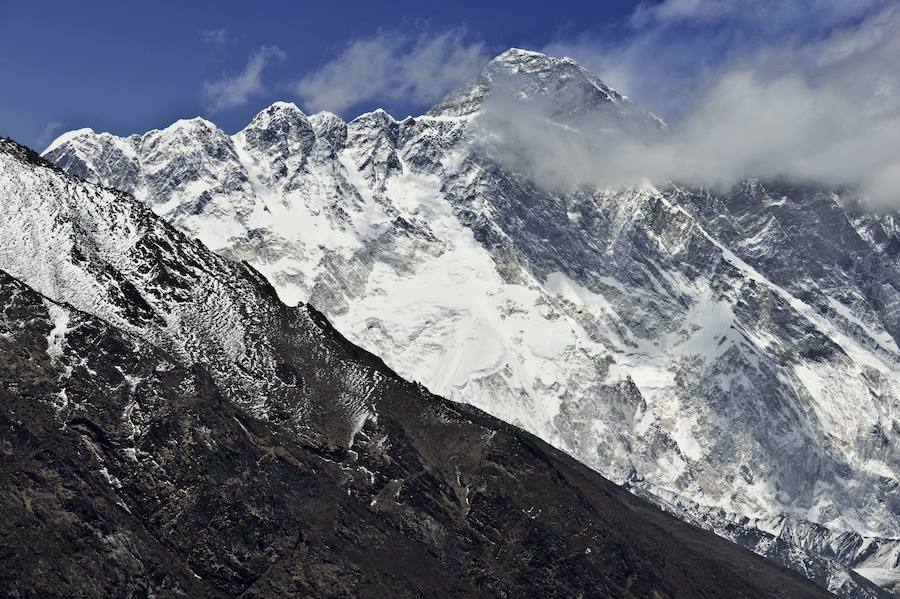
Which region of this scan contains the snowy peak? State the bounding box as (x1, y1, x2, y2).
(243, 102, 312, 138)
(488, 47, 602, 82)
(238, 101, 316, 161)
(348, 108, 398, 132)
(156, 115, 219, 133)
(309, 110, 347, 152)
(264, 99, 303, 113)
(242, 101, 310, 136)
(40, 129, 141, 193)
(428, 47, 631, 119)
(345, 109, 402, 184)
(42, 127, 95, 155)
(137, 117, 247, 220)
(142, 117, 234, 160)
(490, 47, 553, 64)
(40, 115, 244, 209)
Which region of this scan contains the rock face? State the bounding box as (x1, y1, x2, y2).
(0, 137, 843, 597)
(43, 49, 900, 596)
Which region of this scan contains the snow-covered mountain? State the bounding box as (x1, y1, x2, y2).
(1, 136, 844, 598)
(44, 48, 900, 595)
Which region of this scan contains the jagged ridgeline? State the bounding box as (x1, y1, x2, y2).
(34, 49, 900, 596)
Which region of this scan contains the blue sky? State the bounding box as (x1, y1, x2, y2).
(0, 0, 639, 148)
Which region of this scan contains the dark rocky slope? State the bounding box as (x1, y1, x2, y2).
(0, 270, 837, 598)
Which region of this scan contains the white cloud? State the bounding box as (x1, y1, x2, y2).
(35, 121, 64, 151)
(546, 0, 895, 117)
(629, 0, 738, 26)
(202, 45, 285, 112)
(295, 28, 488, 114)
(201, 28, 228, 46)
(481, 1, 900, 204)
(629, 0, 876, 28)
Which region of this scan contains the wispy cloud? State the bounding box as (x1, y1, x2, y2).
(35, 121, 64, 151)
(628, 0, 885, 29)
(200, 28, 229, 46)
(294, 28, 488, 115)
(476, 0, 900, 204)
(202, 45, 286, 112)
(545, 0, 894, 118)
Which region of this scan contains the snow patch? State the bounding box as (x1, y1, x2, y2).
(43, 300, 70, 364)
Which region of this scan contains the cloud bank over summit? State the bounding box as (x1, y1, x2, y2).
(512, 0, 900, 202)
(474, 63, 900, 203)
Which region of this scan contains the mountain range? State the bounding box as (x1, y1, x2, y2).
(2, 133, 848, 597)
(15, 48, 900, 596)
